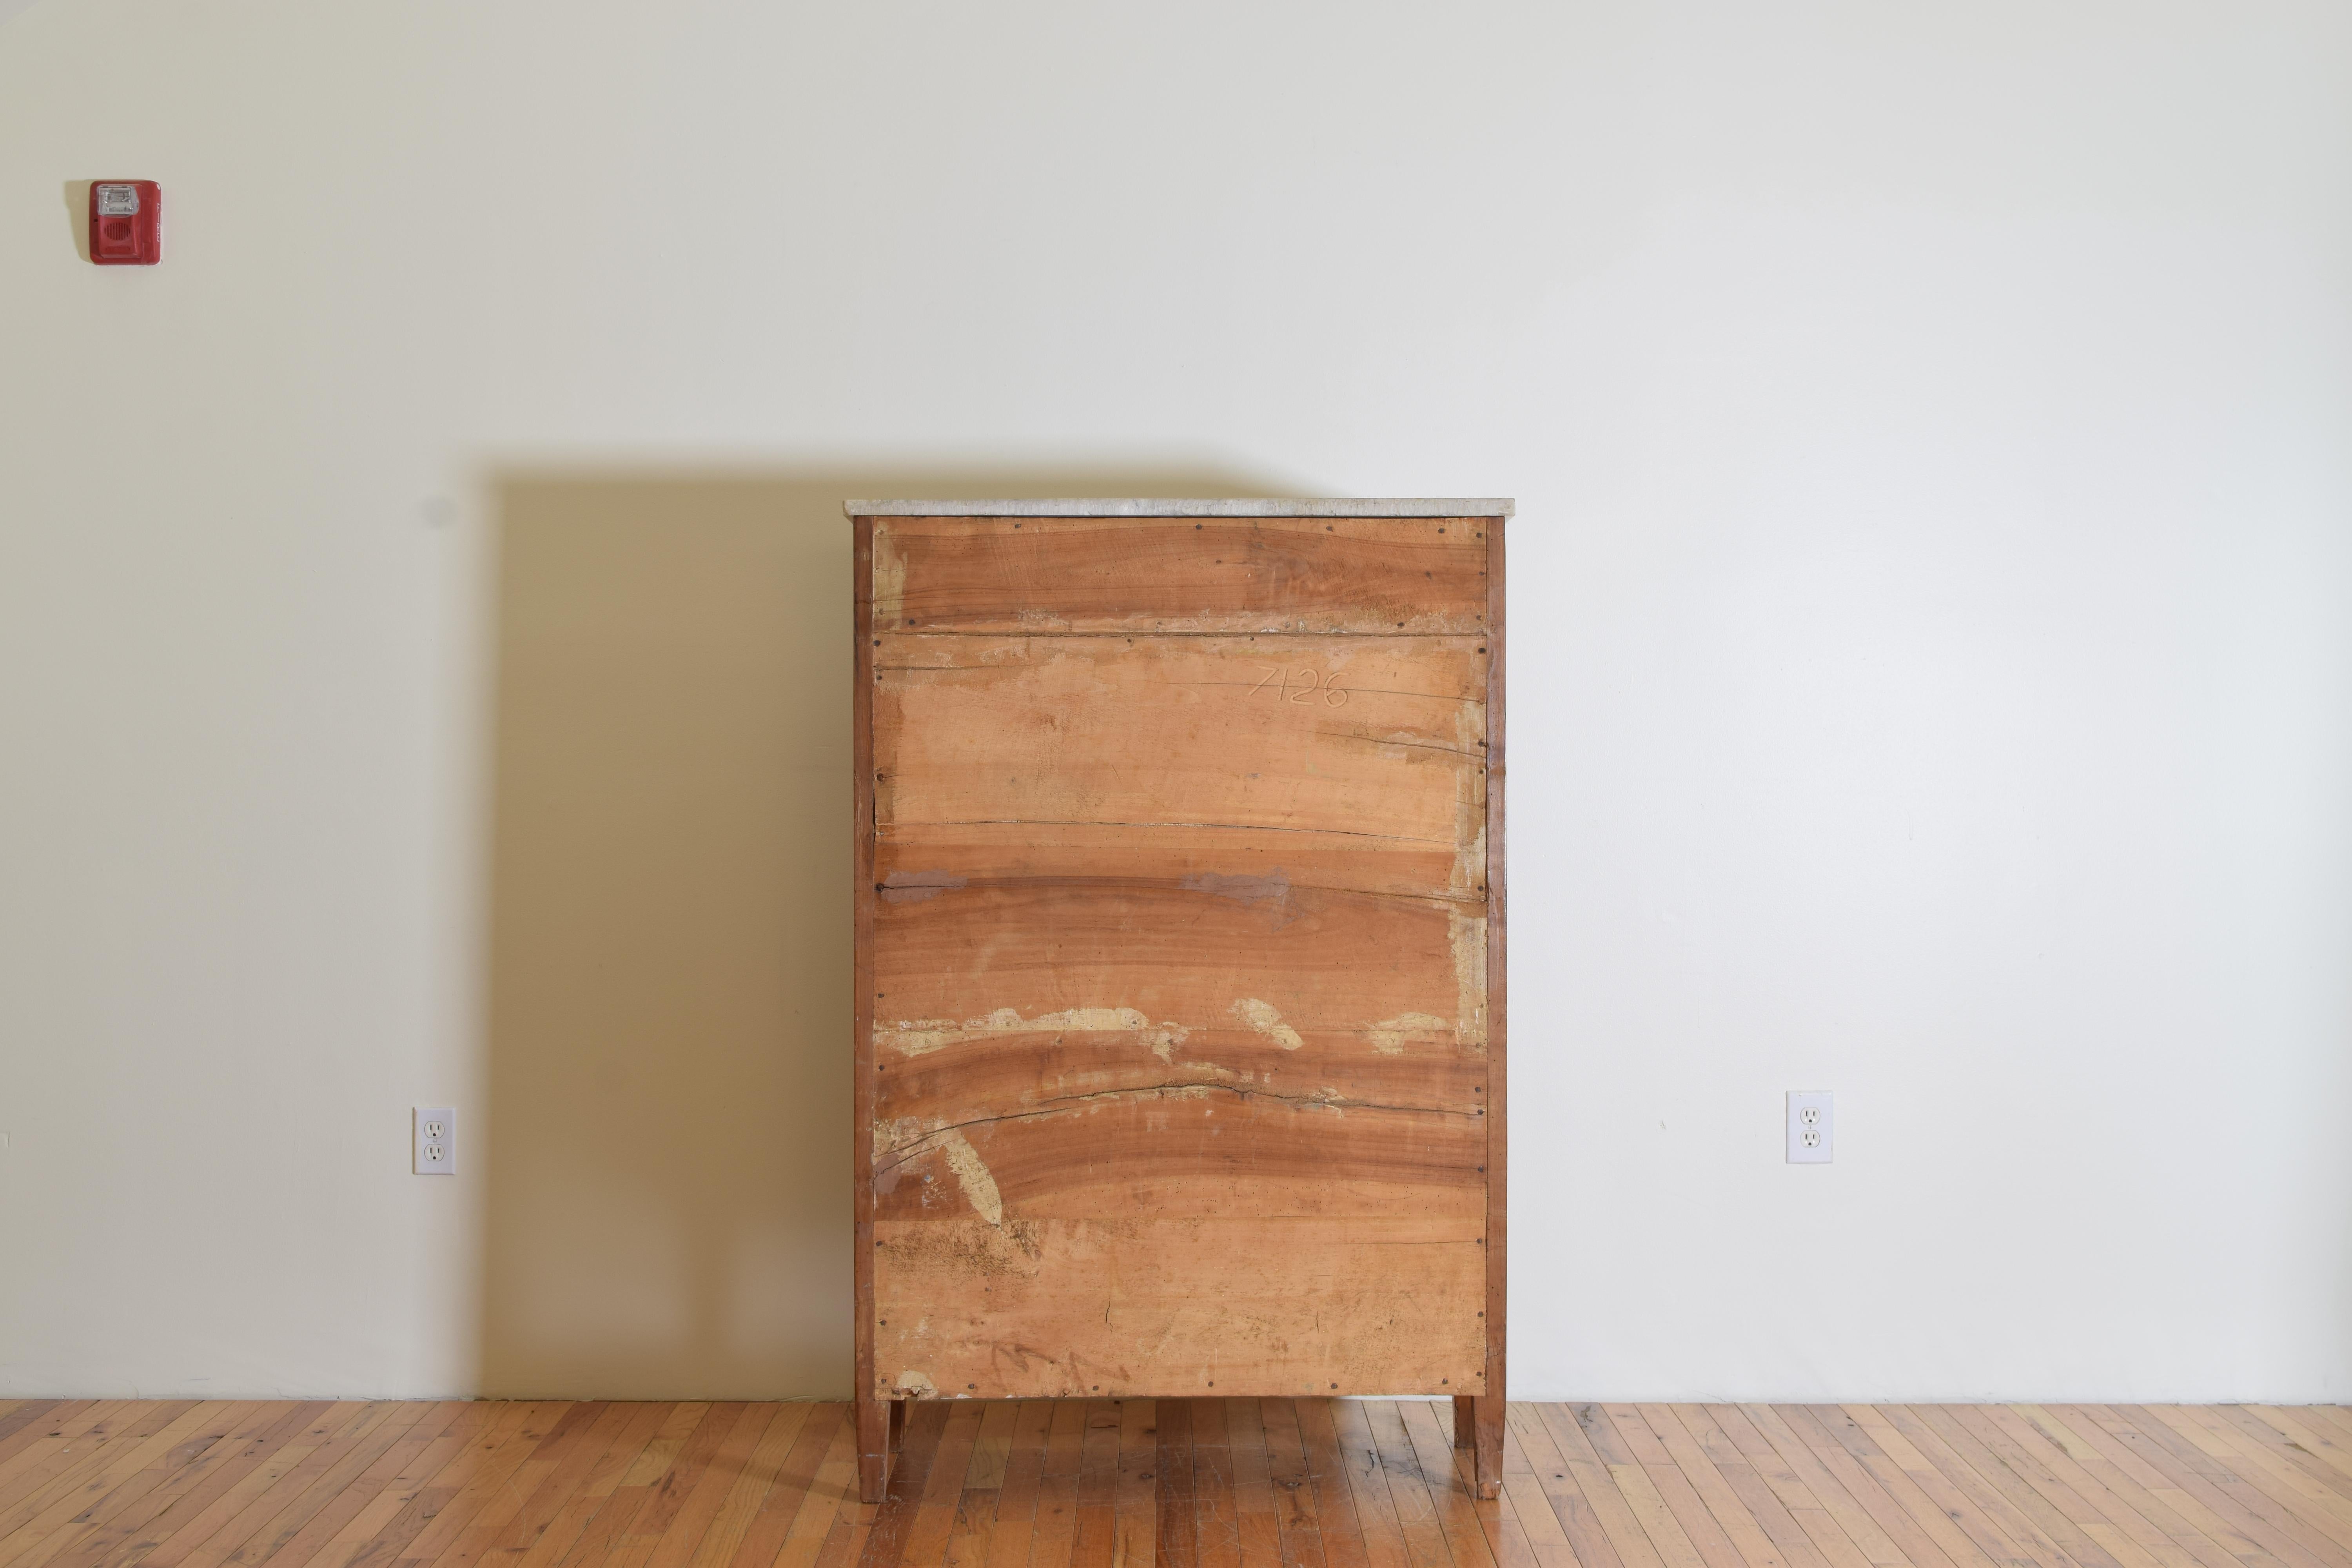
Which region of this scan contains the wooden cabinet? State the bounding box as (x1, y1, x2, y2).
(849, 500, 1510, 1500)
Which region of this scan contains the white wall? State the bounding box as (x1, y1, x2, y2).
(3, 0, 2348, 1403)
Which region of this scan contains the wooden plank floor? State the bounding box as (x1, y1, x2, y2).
(0, 1399, 2347, 1568)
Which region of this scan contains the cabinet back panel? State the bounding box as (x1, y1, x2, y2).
(861, 514, 1495, 1401)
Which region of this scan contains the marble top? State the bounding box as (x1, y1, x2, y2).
(842, 498, 1514, 518)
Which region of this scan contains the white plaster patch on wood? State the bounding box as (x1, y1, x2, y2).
(1453, 681, 1490, 899)
(1030, 1006, 1155, 1032)
(878, 1004, 1160, 1055)
(937, 1129, 1004, 1227)
(873, 1115, 929, 1155)
(1231, 997, 1305, 1050)
(1449, 914, 1488, 1051)
(1365, 1013, 1452, 1055)
(877, 1020, 969, 1055)
(1454, 815, 1487, 902)
(895, 1370, 939, 1396)
(1182, 868, 1291, 909)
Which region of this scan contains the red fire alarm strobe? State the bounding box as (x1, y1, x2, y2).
(90, 181, 161, 265)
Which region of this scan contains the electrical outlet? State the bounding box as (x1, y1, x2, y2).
(1786, 1091, 1833, 1164)
(414, 1106, 456, 1175)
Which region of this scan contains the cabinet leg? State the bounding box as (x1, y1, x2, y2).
(1455, 1394, 1502, 1499)
(1476, 1396, 1504, 1499)
(857, 1394, 894, 1503)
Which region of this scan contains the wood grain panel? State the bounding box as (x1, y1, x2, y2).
(873, 882, 1483, 1047)
(875, 517, 1494, 634)
(877, 1032, 1484, 1133)
(877, 821, 1467, 906)
(871, 1218, 1486, 1400)
(874, 1042, 1485, 1221)
(875, 635, 1488, 850)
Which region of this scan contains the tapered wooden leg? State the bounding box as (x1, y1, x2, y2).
(1457, 1394, 1502, 1499)
(1476, 1396, 1504, 1498)
(858, 1393, 894, 1502)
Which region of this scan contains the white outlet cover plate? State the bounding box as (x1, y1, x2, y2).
(415, 1105, 456, 1175)
(1786, 1090, 1833, 1164)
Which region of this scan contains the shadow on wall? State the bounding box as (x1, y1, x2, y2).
(481, 463, 1307, 1399)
